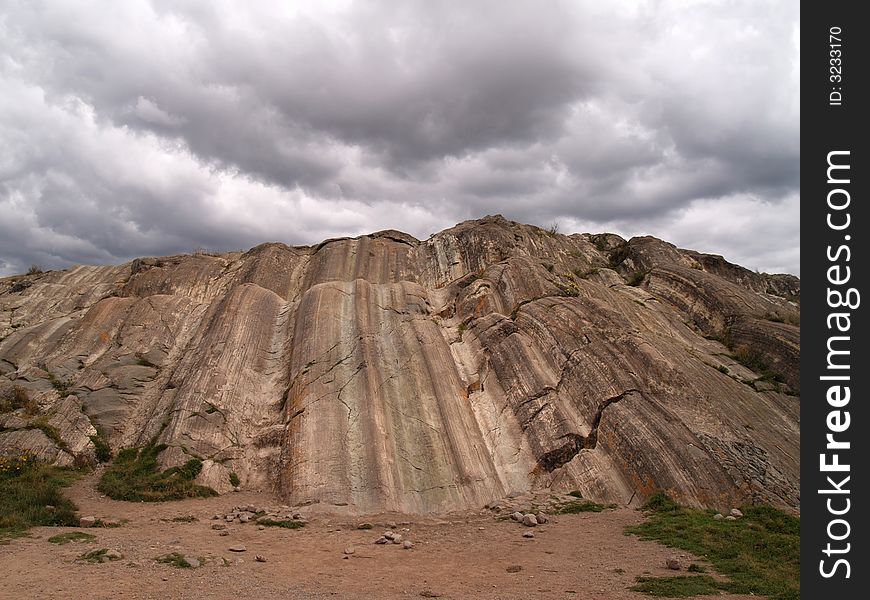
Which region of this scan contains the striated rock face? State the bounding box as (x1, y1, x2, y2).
(0, 215, 799, 513)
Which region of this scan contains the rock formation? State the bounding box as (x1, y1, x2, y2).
(0, 215, 800, 513)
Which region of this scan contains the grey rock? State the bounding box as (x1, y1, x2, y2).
(79, 516, 96, 528)
(374, 537, 388, 545)
(713, 513, 724, 520)
(522, 531, 535, 538)
(510, 512, 524, 522)
(521, 514, 538, 527)
(182, 556, 200, 568)
(228, 544, 246, 552)
(730, 508, 744, 518)
(725, 515, 737, 521)
(255, 555, 266, 562)
(403, 540, 414, 549)
(343, 547, 355, 555)
(666, 558, 681, 571)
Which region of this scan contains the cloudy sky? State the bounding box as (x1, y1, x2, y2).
(0, 0, 800, 277)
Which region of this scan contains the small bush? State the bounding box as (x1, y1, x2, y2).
(627, 271, 646, 286)
(687, 563, 706, 573)
(642, 492, 680, 513)
(716, 365, 729, 375)
(228, 471, 240, 487)
(90, 430, 112, 463)
(27, 265, 43, 275)
(97, 444, 217, 502)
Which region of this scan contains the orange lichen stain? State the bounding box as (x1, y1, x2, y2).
(98, 331, 110, 343)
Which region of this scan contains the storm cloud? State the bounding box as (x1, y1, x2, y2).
(0, 1, 800, 276)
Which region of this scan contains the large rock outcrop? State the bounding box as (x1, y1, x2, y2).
(0, 216, 800, 512)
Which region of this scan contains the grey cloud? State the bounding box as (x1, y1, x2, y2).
(0, 0, 799, 276)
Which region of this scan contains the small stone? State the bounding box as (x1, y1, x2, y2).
(713, 513, 724, 520)
(730, 508, 744, 518)
(232, 486, 240, 492)
(239, 514, 250, 523)
(535, 513, 548, 524)
(102, 519, 121, 528)
(212, 514, 221, 520)
(79, 516, 96, 528)
(219, 531, 229, 536)
(506, 565, 522, 573)
(45, 505, 55, 511)
(666, 558, 681, 571)
(403, 540, 413, 550)
(374, 537, 388, 545)
(292, 512, 304, 520)
(478, 526, 485, 530)
(225, 515, 234, 522)
(384, 531, 397, 540)
(522, 532, 535, 538)
(357, 522, 374, 530)
(391, 534, 403, 544)
(229, 544, 246, 552)
(255, 555, 266, 562)
(725, 515, 737, 521)
(182, 556, 200, 568)
(510, 512, 524, 522)
(344, 547, 355, 555)
(258, 525, 265, 530)
(521, 514, 538, 527)
(212, 523, 227, 530)
(387, 521, 398, 529)
(103, 548, 123, 561)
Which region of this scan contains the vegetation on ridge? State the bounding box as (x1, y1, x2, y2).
(97, 443, 216, 502)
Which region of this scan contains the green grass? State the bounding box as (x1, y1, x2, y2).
(258, 518, 305, 529)
(625, 494, 799, 600)
(228, 471, 240, 487)
(155, 552, 199, 568)
(79, 548, 121, 563)
(90, 429, 112, 463)
(46, 371, 73, 397)
(554, 500, 615, 514)
(0, 455, 80, 540)
(48, 531, 96, 544)
(632, 575, 723, 597)
(97, 444, 217, 502)
(627, 271, 647, 286)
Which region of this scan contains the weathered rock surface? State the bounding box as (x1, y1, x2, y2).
(0, 216, 799, 512)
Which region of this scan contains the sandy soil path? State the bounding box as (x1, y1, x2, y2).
(0, 473, 761, 600)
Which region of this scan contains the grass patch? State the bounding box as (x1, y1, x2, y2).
(97, 444, 217, 502)
(731, 348, 786, 384)
(46, 371, 73, 397)
(626, 494, 799, 600)
(632, 575, 724, 597)
(163, 515, 197, 523)
(687, 563, 707, 573)
(258, 518, 305, 529)
(554, 500, 615, 514)
(90, 428, 112, 463)
(0, 454, 80, 540)
(0, 385, 38, 415)
(155, 552, 200, 568)
(79, 548, 121, 563)
(48, 531, 96, 545)
(229, 471, 240, 487)
(716, 365, 729, 375)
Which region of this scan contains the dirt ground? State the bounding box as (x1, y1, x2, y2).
(1, 473, 762, 600)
